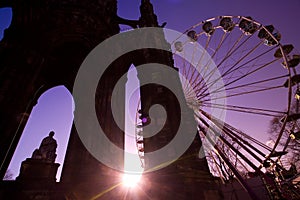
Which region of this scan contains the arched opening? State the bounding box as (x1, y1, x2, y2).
(4, 86, 74, 181)
(0, 7, 12, 41)
(124, 65, 143, 186)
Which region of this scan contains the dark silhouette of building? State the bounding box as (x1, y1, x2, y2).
(0, 0, 222, 199)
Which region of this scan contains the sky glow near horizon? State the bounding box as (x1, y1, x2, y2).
(1, 0, 300, 179)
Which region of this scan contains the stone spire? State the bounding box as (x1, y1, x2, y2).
(139, 0, 159, 27)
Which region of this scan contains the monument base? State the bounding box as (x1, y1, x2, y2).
(16, 158, 60, 183)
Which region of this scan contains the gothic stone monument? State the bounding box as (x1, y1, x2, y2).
(17, 131, 59, 182)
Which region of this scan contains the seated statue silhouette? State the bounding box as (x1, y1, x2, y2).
(32, 131, 57, 163)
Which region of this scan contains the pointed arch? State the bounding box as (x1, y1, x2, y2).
(124, 65, 143, 174)
(4, 85, 74, 181)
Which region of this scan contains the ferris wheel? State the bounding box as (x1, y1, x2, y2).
(135, 16, 300, 199)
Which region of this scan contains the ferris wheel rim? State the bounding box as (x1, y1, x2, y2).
(170, 15, 299, 174)
(134, 15, 299, 183)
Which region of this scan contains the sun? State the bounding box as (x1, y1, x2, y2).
(122, 174, 142, 188)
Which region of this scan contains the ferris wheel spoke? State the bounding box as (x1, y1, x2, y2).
(223, 122, 273, 151)
(234, 155, 252, 174)
(224, 74, 289, 91)
(200, 32, 228, 74)
(197, 46, 278, 99)
(185, 33, 227, 96)
(197, 114, 261, 171)
(197, 74, 287, 102)
(184, 36, 213, 93)
(213, 31, 253, 72)
(185, 32, 251, 98)
(199, 84, 284, 103)
(211, 145, 246, 180)
(186, 33, 245, 96)
(198, 59, 281, 100)
(207, 151, 227, 183)
(180, 47, 199, 93)
(198, 111, 283, 173)
(221, 45, 278, 79)
(182, 46, 198, 93)
(199, 109, 272, 156)
(201, 102, 287, 117)
(200, 37, 263, 91)
(195, 42, 272, 98)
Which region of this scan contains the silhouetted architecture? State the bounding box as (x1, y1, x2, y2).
(0, 0, 222, 199)
(32, 131, 57, 162)
(16, 131, 59, 182)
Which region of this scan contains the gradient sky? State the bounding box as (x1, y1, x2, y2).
(118, 0, 300, 160)
(1, 0, 300, 180)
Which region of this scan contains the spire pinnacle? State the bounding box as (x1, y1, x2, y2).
(139, 0, 158, 27)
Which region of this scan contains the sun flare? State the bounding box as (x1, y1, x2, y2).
(122, 174, 142, 188)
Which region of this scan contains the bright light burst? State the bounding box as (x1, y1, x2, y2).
(122, 173, 142, 188)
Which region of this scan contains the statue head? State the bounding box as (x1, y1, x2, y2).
(49, 131, 55, 137)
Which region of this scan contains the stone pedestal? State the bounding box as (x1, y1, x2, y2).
(0, 159, 62, 199)
(16, 158, 60, 183)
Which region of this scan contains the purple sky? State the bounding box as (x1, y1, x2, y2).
(1, 0, 300, 180)
(118, 0, 300, 153)
(0, 7, 12, 41)
(5, 86, 74, 180)
(118, 0, 300, 48)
